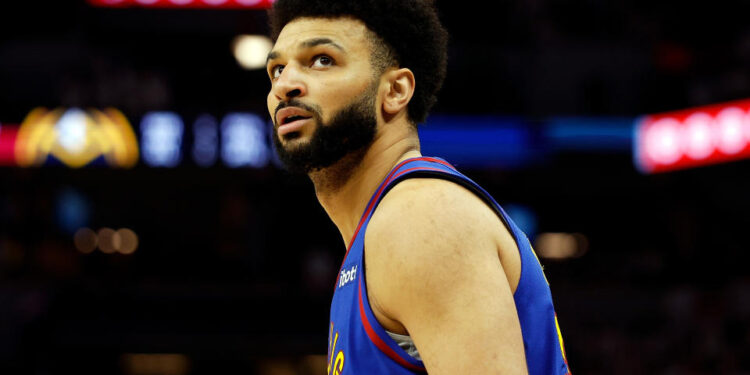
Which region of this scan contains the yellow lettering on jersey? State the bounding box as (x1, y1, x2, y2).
(333, 350, 345, 375)
(327, 323, 345, 375)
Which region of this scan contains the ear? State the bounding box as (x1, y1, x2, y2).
(381, 68, 415, 116)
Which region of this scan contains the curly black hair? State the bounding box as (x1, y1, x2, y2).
(268, 0, 448, 125)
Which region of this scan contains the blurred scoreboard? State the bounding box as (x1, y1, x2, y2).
(4, 98, 750, 171)
(635, 98, 750, 173)
(0, 108, 273, 169)
(86, 0, 274, 9)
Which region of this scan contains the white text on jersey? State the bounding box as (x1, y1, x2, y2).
(338, 265, 357, 288)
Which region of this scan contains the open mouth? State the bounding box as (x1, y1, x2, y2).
(282, 115, 311, 124)
(276, 106, 315, 137)
(277, 113, 314, 137)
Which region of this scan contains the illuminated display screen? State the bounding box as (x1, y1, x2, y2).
(420, 115, 534, 168)
(0, 124, 19, 166)
(635, 98, 750, 173)
(220, 113, 270, 168)
(14, 107, 139, 168)
(192, 114, 219, 167)
(141, 111, 184, 168)
(18, 104, 750, 172)
(86, 0, 274, 9)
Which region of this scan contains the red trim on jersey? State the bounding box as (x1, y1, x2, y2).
(333, 157, 454, 289)
(386, 166, 448, 184)
(358, 278, 426, 372)
(415, 156, 456, 170)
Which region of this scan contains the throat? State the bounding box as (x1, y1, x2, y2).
(311, 137, 422, 249)
(309, 146, 368, 195)
(310, 147, 372, 248)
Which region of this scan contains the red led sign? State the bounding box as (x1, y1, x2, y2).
(635, 98, 750, 173)
(87, 0, 274, 9)
(0, 124, 19, 166)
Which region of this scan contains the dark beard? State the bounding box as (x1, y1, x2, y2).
(272, 84, 378, 174)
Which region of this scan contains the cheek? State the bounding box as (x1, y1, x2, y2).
(267, 92, 277, 119)
(317, 77, 372, 118)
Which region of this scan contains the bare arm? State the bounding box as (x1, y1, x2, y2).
(365, 178, 528, 374)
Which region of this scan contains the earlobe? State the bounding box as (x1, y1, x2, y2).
(382, 68, 415, 116)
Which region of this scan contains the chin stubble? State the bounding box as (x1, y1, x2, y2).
(272, 83, 378, 175)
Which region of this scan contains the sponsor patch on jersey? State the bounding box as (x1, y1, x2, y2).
(338, 265, 358, 288)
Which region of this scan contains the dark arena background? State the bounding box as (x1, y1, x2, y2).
(2, 1, 750, 374)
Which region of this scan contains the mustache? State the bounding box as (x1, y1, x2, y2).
(274, 99, 321, 124)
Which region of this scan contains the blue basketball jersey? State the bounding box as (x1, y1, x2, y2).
(327, 157, 570, 375)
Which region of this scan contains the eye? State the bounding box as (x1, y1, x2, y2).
(311, 55, 334, 68)
(270, 65, 284, 79)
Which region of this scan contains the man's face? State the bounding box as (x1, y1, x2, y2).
(266, 17, 380, 173)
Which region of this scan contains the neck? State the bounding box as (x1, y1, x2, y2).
(310, 123, 421, 248)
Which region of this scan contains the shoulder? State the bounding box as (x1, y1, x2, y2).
(365, 177, 501, 253)
(361, 177, 529, 372)
(363, 177, 506, 315)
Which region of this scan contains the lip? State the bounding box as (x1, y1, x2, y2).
(278, 117, 313, 136)
(276, 106, 313, 125)
(276, 106, 314, 137)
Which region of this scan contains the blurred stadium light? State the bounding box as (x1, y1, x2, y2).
(74, 228, 98, 254)
(0, 123, 19, 166)
(503, 204, 538, 238)
(534, 232, 589, 260)
(420, 115, 536, 169)
(115, 228, 139, 255)
(141, 111, 184, 168)
(55, 187, 91, 235)
(545, 117, 634, 152)
(635, 98, 750, 173)
(87, 0, 273, 9)
(97, 228, 118, 254)
(120, 353, 190, 375)
(232, 35, 274, 70)
(220, 112, 270, 168)
(192, 114, 219, 167)
(15, 108, 139, 168)
(74, 227, 139, 254)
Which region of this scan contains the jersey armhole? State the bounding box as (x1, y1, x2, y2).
(357, 257, 427, 372)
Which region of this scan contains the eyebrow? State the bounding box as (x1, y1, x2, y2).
(266, 51, 279, 66)
(300, 37, 345, 52)
(266, 38, 345, 66)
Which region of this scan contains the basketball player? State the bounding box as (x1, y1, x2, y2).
(265, 1, 570, 373)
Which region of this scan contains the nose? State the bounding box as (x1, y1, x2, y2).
(271, 64, 307, 101)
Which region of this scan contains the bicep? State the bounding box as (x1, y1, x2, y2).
(398, 243, 527, 374)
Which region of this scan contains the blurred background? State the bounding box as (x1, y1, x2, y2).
(1, 0, 750, 374)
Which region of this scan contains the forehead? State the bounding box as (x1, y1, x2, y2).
(274, 17, 373, 55)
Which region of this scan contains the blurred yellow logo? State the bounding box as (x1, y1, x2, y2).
(15, 107, 139, 168)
